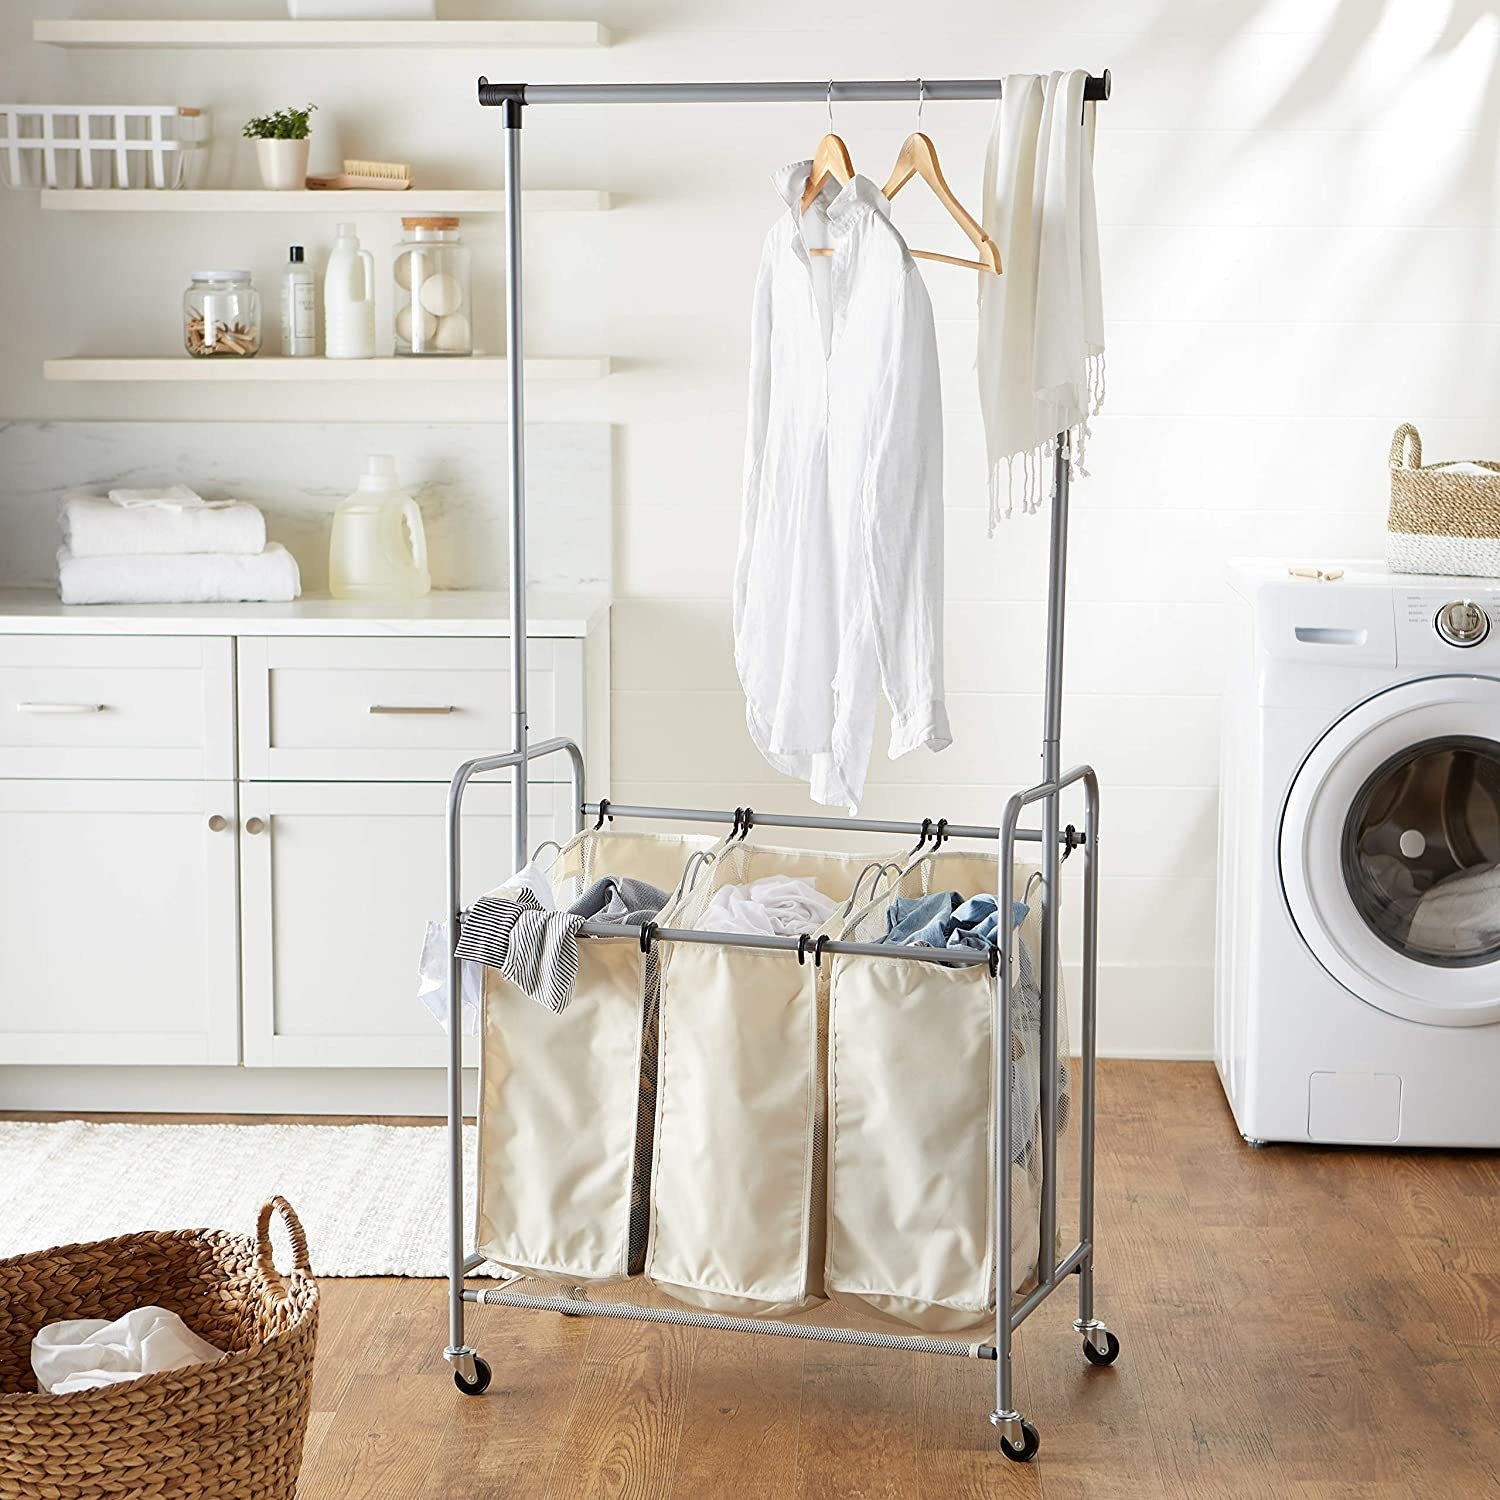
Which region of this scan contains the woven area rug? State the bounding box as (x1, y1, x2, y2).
(0, 1121, 485, 1277)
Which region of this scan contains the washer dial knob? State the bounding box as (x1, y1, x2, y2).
(1436, 599, 1490, 647)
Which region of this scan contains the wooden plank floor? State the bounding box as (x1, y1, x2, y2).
(289, 1060, 1500, 1498)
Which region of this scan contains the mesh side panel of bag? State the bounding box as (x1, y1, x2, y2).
(475, 828, 715, 1284)
(824, 852, 1063, 1331)
(645, 842, 907, 1316)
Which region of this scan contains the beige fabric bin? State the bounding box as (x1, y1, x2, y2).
(824, 849, 1066, 1332)
(475, 828, 720, 1285)
(645, 840, 906, 1317)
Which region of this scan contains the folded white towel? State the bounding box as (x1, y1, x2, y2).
(108, 484, 229, 511)
(32, 1305, 224, 1395)
(57, 543, 301, 605)
(62, 493, 266, 558)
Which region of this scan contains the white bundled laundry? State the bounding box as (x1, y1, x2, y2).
(1407, 862, 1500, 957)
(978, 69, 1105, 521)
(698, 875, 837, 937)
(32, 1305, 225, 1395)
(62, 491, 265, 558)
(57, 542, 301, 606)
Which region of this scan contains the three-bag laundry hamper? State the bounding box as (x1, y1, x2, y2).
(474, 834, 1069, 1335)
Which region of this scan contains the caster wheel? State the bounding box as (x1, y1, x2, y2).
(1000, 1419, 1040, 1463)
(1083, 1330, 1121, 1367)
(454, 1356, 492, 1396)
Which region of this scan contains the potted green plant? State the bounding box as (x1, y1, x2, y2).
(243, 104, 316, 190)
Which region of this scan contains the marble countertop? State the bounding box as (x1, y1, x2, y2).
(0, 589, 608, 638)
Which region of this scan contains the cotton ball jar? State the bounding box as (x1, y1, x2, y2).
(394, 216, 470, 355)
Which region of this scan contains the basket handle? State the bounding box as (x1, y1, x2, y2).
(1390, 423, 1422, 470)
(257, 1196, 312, 1299)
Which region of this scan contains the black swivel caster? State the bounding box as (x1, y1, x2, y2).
(999, 1419, 1041, 1463)
(454, 1356, 492, 1395)
(1082, 1329, 1121, 1367)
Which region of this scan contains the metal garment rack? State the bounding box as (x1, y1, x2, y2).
(443, 73, 1115, 1465)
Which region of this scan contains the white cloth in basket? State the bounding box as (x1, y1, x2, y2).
(32, 1305, 224, 1395)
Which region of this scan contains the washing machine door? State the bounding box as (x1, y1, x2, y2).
(1281, 676, 1500, 1026)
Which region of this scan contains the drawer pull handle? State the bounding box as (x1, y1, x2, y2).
(17, 701, 105, 715)
(367, 704, 457, 716)
(245, 817, 268, 836)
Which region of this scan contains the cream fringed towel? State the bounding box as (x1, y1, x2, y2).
(978, 70, 1105, 524)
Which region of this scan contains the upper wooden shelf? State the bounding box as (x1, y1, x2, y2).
(33, 19, 608, 49)
(39, 189, 610, 214)
(44, 356, 611, 383)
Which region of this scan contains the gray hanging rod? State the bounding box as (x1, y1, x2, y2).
(581, 799, 1086, 849)
(477, 74, 1111, 108)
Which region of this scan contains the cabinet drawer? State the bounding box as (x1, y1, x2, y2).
(0, 636, 234, 780)
(238, 636, 584, 781)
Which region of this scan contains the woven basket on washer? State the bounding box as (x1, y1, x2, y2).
(1387, 422, 1500, 578)
(0, 1197, 319, 1500)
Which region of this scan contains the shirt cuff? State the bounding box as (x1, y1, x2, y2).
(888, 701, 953, 760)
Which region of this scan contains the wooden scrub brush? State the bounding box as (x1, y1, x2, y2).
(306, 159, 412, 190)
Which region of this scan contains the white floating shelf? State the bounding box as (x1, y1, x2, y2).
(39, 189, 610, 214)
(34, 19, 608, 49)
(44, 356, 611, 383)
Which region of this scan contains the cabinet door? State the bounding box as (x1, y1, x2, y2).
(0, 780, 240, 1064)
(239, 780, 566, 1068)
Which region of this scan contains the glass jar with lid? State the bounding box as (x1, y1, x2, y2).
(393, 216, 471, 356)
(184, 270, 261, 357)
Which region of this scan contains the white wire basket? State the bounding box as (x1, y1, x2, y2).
(0, 105, 211, 190)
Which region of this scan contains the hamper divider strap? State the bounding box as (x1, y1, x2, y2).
(257, 1196, 313, 1298)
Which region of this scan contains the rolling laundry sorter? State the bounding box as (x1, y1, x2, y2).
(444, 73, 1116, 1464)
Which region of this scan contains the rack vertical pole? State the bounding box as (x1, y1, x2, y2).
(1039, 434, 1070, 1279)
(502, 96, 530, 871)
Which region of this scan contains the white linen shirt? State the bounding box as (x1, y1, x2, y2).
(734, 163, 951, 811)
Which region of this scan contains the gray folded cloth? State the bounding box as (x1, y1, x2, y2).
(567, 875, 670, 926)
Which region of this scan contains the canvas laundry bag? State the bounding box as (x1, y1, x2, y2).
(475, 827, 722, 1284)
(645, 839, 908, 1317)
(823, 849, 1068, 1332)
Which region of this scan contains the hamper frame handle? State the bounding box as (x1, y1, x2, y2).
(257, 1196, 313, 1299)
(1390, 422, 1422, 470)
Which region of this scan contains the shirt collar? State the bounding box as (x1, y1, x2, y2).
(771, 160, 892, 229)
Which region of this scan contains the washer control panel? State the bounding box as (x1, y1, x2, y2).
(1435, 598, 1490, 647)
(1398, 588, 1500, 665)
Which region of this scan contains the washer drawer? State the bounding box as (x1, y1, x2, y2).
(0, 636, 234, 780)
(237, 635, 584, 781)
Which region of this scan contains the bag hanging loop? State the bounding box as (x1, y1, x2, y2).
(814, 934, 832, 968)
(737, 806, 756, 840)
(593, 798, 613, 831)
(797, 932, 811, 965)
(639, 920, 659, 955)
(934, 817, 950, 847)
(909, 817, 933, 857)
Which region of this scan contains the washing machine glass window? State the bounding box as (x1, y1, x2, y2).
(1341, 734, 1500, 967)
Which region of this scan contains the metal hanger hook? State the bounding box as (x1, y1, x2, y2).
(915, 77, 925, 126)
(827, 79, 834, 128)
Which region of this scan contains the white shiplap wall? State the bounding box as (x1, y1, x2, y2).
(7, 0, 1498, 1055)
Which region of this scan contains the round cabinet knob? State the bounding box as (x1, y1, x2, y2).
(207, 814, 229, 832)
(245, 816, 268, 835)
(1436, 599, 1490, 647)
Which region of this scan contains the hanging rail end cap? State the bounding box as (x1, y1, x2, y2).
(1087, 69, 1111, 101)
(478, 78, 527, 115)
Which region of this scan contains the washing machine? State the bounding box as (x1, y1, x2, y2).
(1216, 560, 1500, 1146)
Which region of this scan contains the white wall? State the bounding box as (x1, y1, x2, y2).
(7, 0, 1499, 1056)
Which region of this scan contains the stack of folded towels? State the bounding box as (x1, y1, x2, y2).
(58, 485, 301, 606)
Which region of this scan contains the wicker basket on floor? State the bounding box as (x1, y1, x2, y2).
(1388, 422, 1500, 577)
(0, 1197, 319, 1500)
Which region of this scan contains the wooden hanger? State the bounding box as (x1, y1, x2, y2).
(882, 130, 1001, 274)
(799, 131, 855, 212)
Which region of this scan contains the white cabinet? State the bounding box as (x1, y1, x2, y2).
(238, 780, 566, 1068)
(0, 779, 240, 1065)
(0, 596, 598, 1081)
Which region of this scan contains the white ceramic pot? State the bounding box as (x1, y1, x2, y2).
(255, 137, 311, 191)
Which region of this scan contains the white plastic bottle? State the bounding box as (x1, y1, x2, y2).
(281, 245, 316, 357)
(328, 455, 431, 601)
(324, 223, 375, 359)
